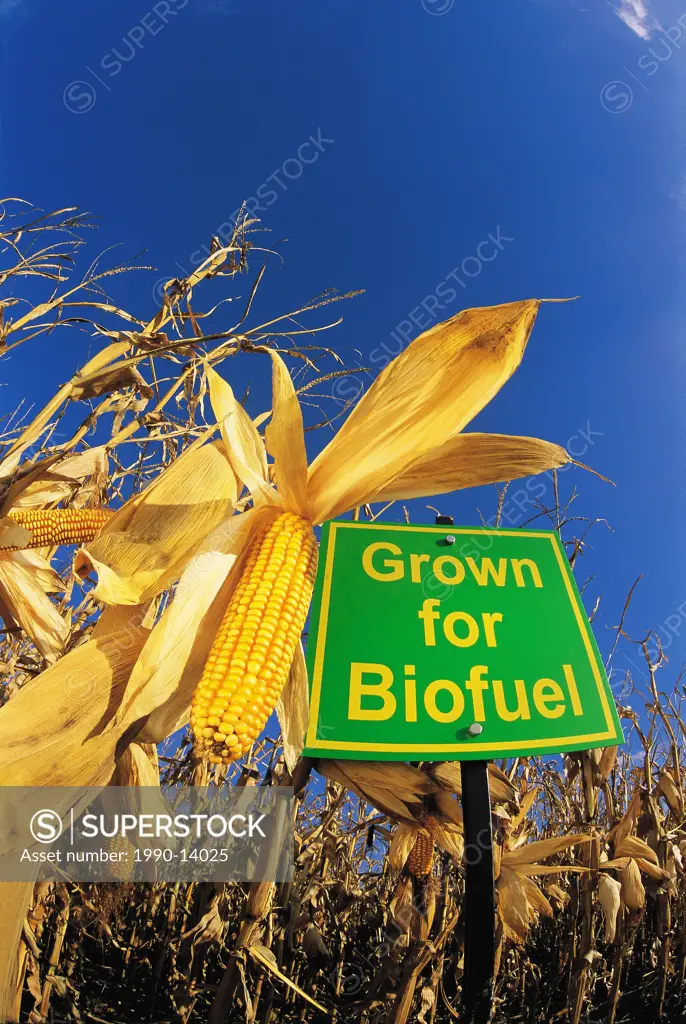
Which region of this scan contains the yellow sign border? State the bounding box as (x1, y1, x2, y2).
(305, 522, 620, 753)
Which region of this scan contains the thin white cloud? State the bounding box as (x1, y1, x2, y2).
(614, 0, 659, 39)
(0, 0, 23, 12)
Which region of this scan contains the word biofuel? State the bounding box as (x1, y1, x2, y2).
(349, 540, 584, 727)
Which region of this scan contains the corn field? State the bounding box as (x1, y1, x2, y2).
(0, 199, 684, 1024)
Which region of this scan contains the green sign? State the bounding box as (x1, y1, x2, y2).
(303, 521, 623, 762)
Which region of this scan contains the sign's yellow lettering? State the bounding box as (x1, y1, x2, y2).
(360, 541, 544, 590)
(362, 542, 404, 581)
(532, 678, 566, 718)
(465, 557, 508, 587)
(512, 558, 543, 588)
(424, 678, 465, 722)
(418, 598, 441, 646)
(418, 601, 504, 649)
(465, 665, 489, 720)
(433, 554, 466, 586)
(444, 610, 480, 647)
(348, 662, 396, 720)
(563, 664, 584, 715)
(492, 678, 531, 721)
(404, 665, 417, 721)
(482, 612, 503, 647)
(410, 552, 430, 582)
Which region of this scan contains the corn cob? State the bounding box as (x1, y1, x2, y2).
(191, 511, 318, 764)
(407, 814, 439, 878)
(0, 507, 115, 552)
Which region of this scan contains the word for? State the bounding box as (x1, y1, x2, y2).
(348, 663, 584, 724)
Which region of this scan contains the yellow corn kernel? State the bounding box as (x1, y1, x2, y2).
(0, 507, 115, 552)
(192, 512, 318, 764)
(407, 814, 439, 878)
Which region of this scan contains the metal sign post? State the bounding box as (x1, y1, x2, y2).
(461, 758, 495, 1024)
(434, 515, 495, 1024)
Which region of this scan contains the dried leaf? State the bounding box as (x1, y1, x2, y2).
(205, 363, 276, 506)
(307, 299, 542, 523)
(389, 824, 417, 871)
(6, 447, 108, 511)
(434, 821, 464, 862)
(431, 790, 463, 828)
(518, 873, 553, 918)
(111, 742, 160, 786)
(0, 555, 69, 661)
(0, 883, 35, 1021)
(70, 362, 152, 401)
(248, 943, 327, 1012)
(635, 857, 669, 881)
(275, 642, 309, 773)
(367, 433, 569, 503)
(264, 350, 309, 517)
(615, 835, 658, 865)
(428, 761, 517, 806)
(0, 342, 130, 480)
(0, 624, 149, 787)
(608, 786, 641, 846)
(503, 834, 593, 868)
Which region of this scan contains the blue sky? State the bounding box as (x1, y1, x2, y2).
(0, 0, 684, 703)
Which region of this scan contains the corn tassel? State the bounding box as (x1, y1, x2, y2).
(191, 511, 318, 764)
(408, 815, 439, 878)
(0, 508, 114, 552)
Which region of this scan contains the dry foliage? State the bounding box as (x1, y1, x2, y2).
(0, 200, 684, 1024)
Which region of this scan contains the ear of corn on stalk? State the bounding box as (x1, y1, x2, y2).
(191, 511, 318, 764)
(408, 814, 439, 878)
(0, 508, 115, 551)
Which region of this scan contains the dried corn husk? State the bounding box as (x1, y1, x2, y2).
(597, 874, 622, 942)
(498, 866, 530, 944)
(618, 858, 646, 911)
(0, 617, 149, 787)
(76, 439, 238, 605)
(657, 770, 682, 813)
(389, 824, 418, 871)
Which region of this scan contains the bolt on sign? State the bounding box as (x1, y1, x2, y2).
(303, 522, 623, 761)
